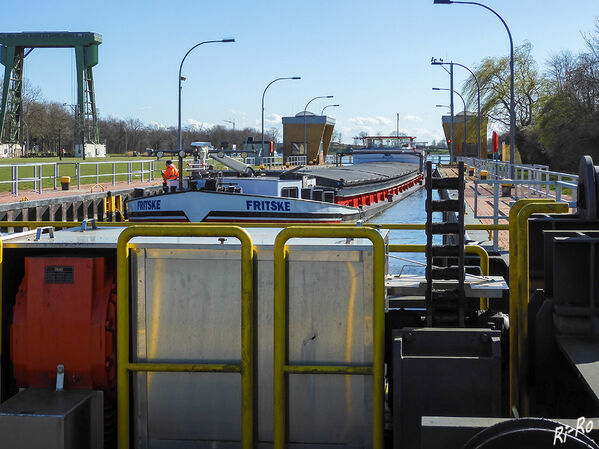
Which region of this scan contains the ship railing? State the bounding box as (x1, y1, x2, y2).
(0, 159, 158, 196)
(426, 154, 450, 168)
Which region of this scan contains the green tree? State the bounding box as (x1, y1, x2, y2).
(462, 42, 548, 129)
(534, 18, 599, 171)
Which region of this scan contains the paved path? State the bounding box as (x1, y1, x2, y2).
(441, 167, 511, 250)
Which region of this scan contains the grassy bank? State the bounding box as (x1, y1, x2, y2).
(0, 156, 160, 192)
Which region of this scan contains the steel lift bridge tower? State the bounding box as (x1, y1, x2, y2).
(0, 32, 102, 158)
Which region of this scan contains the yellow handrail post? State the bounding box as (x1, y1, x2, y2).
(273, 226, 385, 449)
(515, 202, 568, 416)
(116, 225, 255, 449)
(465, 245, 490, 310)
(507, 199, 553, 417)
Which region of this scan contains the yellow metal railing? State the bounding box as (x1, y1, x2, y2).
(116, 225, 255, 449)
(388, 243, 490, 310)
(507, 200, 568, 417)
(273, 226, 386, 449)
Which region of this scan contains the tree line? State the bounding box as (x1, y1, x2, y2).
(0, 81, 280, 156)
(462, 18, 599, 172)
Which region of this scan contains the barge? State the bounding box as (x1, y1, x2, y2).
(126, 142, 424, 223)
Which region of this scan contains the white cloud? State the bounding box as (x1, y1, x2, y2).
(334, 117, 444, 144)
(229, 109, 247, 117)
(406, 127, 445, 144)
(402, 114, 422, 122)
(265, 113, 283, 126)
(148, 121, 166, 129)
(348, 116, 393, 127)
(186, 119, 215, 130)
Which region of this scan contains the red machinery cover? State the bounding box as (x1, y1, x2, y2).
(11, 257, 116, 392)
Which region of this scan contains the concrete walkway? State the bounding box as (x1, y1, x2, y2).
(441, 167, 511, 250)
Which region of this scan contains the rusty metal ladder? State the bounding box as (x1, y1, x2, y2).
(425, 161, 466, 326)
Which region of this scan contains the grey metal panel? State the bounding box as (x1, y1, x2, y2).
(386, 274, 508, 298)
(134, 248, 242, 445)
(392, 328, 502, 449)
(2, 226, 380, 250)
(556, 336, 599, 406)
(0, 388, 103, 449)
(286, 251, 373, 445)
(130, 231, 385, 447)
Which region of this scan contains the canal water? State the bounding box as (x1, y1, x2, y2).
(370, 184, 442, 275)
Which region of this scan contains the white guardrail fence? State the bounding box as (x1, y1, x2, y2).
(2, 160, 158, 196)
(458, 156, 578, 249)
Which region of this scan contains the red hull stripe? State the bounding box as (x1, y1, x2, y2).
(334, 173, 424, 206)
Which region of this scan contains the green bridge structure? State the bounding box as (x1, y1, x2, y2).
(0, 32, 102, 156)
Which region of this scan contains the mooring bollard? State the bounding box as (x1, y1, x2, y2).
(502, 179, 513, 197)
(60, 176, 71, 191)
(480, 170, 488, 180)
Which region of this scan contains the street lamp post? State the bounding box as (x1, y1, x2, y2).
(321, 104, 339, 115)
(432, 58, 482, 159)
(261, 76, 301, 163)
(178, 38, 235, 189)
(223, 119, 235, 130)
(433, 0, 514, 176)
(433, 87, 467, 160)
(303, 95, 333, 164)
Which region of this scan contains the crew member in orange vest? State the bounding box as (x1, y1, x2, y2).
(162, 160, 179, 189)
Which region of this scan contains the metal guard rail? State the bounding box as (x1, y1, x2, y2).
(273, 226, 386, 449)
(507, 200, 568, 418)
(116, 225, 255, 449)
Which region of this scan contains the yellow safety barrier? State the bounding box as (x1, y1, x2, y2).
(0, 220, 510, 232)
(90, 184, 105, 192)
(116, 225, 255, 449)
(388, 244, 490, 310)
(514, 202, 568, 416)
(507, 199, 553, 417)
(103, 195, 123, 217)
(273, 226, 385, 449)
(509, 198, 569, 416)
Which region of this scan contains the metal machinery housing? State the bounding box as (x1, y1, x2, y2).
(3, 156, 599, 448)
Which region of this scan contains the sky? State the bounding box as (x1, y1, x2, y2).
(3, 0, 598, 144)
